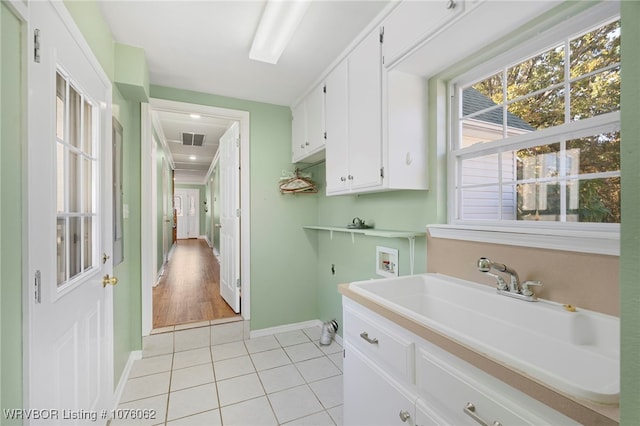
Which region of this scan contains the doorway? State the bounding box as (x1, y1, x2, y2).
(141, 99, 251, 336)
(174, 188, 200, 239)
(25, 0, 114, 416)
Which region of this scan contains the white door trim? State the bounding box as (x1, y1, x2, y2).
(23, 0, 114, 417)
(141, 98, 251, 336)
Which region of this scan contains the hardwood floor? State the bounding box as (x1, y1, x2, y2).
(153, 239, 240, 328)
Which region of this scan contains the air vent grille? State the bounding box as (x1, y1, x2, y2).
(182, 132, 205, 146)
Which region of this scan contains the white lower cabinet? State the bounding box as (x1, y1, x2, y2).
(344, 343, 417, 426)
(342, 297, 579, 426)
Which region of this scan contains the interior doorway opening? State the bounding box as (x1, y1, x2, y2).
(141, 100, 251, 336)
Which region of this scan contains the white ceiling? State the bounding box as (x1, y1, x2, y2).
(99, 0, 390, 183)
(153, 109, 232, 184)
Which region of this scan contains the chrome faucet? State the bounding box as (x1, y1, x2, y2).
(477, 257, 542, 302)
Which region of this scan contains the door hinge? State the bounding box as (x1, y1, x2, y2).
(236, 278, 241, 288)
(323, 85, 326, 94)
(236, 137, 240, 148)
(236, 208, 241, 217)
(34, 270, 42, 304)
(380, 167, 385, 179)
(379, 26, 384, 43)
(324, 131, 327, 140)
(34, 29, 41, 63)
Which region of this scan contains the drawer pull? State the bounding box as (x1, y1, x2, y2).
(464, 402, 502, 426)
(360, 332, 379, 345)
(399, 410, 411, 422)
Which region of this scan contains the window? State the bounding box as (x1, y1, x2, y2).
(450, 17, 620, 230)
(56, 71, 99, 287)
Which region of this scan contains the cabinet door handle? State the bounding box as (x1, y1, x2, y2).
(360, 332, 378, 344)
(463, 402, 502, 426)
(340, 176, 346, 182)
(399, 410, 411, 422)
(446, 0, 456, 9)
(348, 175, 354, 180)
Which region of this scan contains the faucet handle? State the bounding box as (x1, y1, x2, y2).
(521, 280, 542, 297)
(485, 272, 508, 291)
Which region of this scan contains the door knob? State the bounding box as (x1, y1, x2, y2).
(102, 274, 118, 288)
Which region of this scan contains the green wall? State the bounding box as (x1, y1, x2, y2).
(213, 164, 221, 251)
(156, 138, 173, 270)
(620, 1, 640, 423)
(111, 87, 142, 384)
(0, 4, 23, 422)
(311, 163, 433, 333)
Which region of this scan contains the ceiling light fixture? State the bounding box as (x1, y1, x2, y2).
(189, 155, 197, 161)
(249, 0, 311, 64)
(190, 113, 201, 119)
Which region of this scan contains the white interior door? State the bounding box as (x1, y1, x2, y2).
(27, 1, 114, 424)
(175, 188, 199, 239)
(219, 122, 241, 313)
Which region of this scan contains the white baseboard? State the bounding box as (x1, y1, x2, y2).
(112, 350, 142, 410)
(249, 319, 323, 339)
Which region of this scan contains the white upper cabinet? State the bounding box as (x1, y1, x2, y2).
(324, 26, 428, 196)
(347, 27, 384, 192)
(326, 29, 383, 195)
(325, 61, 350, 194)
(291, 82, 326, 163)
(381, 0, 464, 68)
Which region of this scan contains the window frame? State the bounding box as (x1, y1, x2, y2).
(55, 67, 101, 293)
(443, 2, 620, 256)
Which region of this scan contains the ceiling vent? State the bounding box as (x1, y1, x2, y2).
(181, 132, 205, 147)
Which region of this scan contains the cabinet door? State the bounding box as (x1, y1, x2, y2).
(348, 28, 383, 191)
(306, 83, 325, 152)
(344, 343, 417, 426)
(325, 60, 350, 194)
(291, 101, 307, 162)
(382, 0, 463, 67)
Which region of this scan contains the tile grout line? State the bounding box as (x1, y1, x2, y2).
(244, 338, 280, 425)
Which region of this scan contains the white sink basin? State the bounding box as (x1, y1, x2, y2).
(349, 273, 619, 404)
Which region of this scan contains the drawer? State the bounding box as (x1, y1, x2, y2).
(416, 347, 579, 425)
(344, 302, 414, 381)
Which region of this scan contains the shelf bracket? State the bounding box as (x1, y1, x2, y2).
(408, 236, 416, 275)
(351, 232, 355, 244)
(329, 230, 334, 240)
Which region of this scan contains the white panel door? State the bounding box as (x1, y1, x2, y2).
(27, 1, 113, 424)
(175, 188, 199, 239)
(219, 122, 241, 313)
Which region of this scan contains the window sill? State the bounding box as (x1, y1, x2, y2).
(427, 224, 619, 256)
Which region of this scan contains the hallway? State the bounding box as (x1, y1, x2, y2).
(153, 239, 240, 329)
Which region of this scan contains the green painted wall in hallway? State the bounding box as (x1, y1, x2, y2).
(0, 4, 23, 423)
(620, 1, 640, 422)
(112, 88, 143, 384)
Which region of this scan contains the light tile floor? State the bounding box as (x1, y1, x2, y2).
(112, 325, 343, 426)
